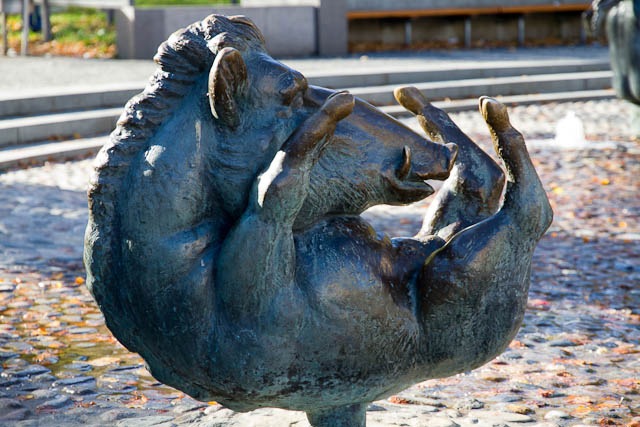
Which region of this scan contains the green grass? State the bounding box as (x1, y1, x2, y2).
(6, 2, 233, 57)
(7, 7, 116, 57)
(50, 7, 116, 46)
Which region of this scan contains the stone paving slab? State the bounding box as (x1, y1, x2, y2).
(0, 98, 638, 426)
(0, 59, 610, 118)
(0, 84, 143, 117)
(0, 136, 106, 171)
(0, 108, 120, 147)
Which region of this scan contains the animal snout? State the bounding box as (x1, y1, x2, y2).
(423, 143, 457, 181)
(435, 142, 458, 179)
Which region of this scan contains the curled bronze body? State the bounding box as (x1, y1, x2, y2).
(84, 15, 552, 426)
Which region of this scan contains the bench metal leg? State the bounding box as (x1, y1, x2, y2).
(464, 17, 472, 48)
(404, 18, 412, 46)
(518, 15, 526, 46)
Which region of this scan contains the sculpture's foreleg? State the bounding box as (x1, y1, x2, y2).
(394, 87, 505, 241)
(416, 98, 552, 373)
(215, 92, 354, 319)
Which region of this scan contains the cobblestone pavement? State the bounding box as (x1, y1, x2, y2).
(0, 99, 638, 426)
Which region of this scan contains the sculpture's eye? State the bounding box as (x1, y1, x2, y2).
(280, 86, 299, 106)
(279, 71, 308, 107)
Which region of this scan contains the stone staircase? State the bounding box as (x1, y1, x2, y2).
(0, 58, 613, 170)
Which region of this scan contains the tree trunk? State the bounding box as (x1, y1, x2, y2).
(1, 9, 7, 56)
(41, 0, 51, 42)
(21, 0, 28, 56)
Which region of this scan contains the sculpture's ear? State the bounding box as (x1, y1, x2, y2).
(208, 47, 247, 130)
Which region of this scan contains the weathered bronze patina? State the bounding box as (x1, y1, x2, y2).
(84, 15, 552, 426)
(588, 0, 640, 103)
(588, 0, 640, 132)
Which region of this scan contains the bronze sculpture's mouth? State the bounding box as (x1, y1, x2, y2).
(390, 176, 436, 199)
(388, 142, 457, 203)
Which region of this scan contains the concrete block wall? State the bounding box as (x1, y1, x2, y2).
(346, 0, 590, 11)
(116, 5, 318, 59)
(116, 0, 347, 59)
(118, 0, 591, 59)
(317, 0, 348, 57)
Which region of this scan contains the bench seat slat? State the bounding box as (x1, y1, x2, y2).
(348, 4, 591, 20)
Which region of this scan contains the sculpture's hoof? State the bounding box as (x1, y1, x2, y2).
(321, 90, 355, 121)
(393, 86, 428, 115)
(479, 96, 511, 133)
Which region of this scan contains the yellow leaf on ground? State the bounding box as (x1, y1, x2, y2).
(87, 356, 121, 367)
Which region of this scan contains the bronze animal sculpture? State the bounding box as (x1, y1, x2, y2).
(587, 0, 640, 104)
(84, 14, 552, 427)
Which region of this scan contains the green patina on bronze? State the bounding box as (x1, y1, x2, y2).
(84, 14, 552, 427)
(588, 0, 640, 133)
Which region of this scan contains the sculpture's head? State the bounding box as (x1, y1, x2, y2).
(100, 15, 319, 221)
(102, 14, 454, 227)
(202, 17, 456, 222)
(294, 87, 457, 229)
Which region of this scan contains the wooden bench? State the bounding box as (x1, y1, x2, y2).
(347, 3, 592, 48)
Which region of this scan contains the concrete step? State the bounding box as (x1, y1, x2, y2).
(0, 83, 144, 118)
(0, 89, 615, 171)
(0, 135, 107, 171)
(348, 71, 614, 106)
(308, 59, 611, 89)
(380, 89, 616, 117)
(0, 61, 614, 167)
(0, 108, 121, 148)
(0, 59, 610, 118)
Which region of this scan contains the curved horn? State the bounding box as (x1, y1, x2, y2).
(397, 145, 412, 180)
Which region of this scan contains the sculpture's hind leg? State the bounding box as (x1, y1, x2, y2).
(416, 98, 552, 373)
(306, 403, 366, 427)
(478, 96, 552, 232)
(394, 87, 505, 241)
